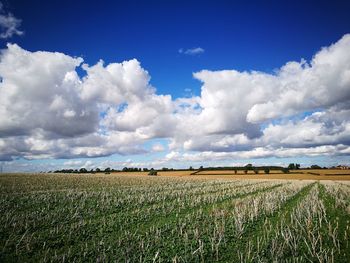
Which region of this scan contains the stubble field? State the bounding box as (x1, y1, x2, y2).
(0, 172, 349, 262)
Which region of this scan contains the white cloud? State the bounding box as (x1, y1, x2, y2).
(246, 34, 350, 123)
(163, 144, 350, 163)
(0, 44, 95, 138)
(168, 34, 350, 156)
(0, 44, 156, 160)
(0, 2, 23, 39)
(1, 34, 350, 165)
(179, 47, 205, 55)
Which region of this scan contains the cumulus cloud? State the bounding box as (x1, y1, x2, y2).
(0, 44, 157, 160)
(169, 34, 350, 157)
(0, 2, 23, 39)
(1, 34, 350, 164)
(246, 34, 350, 123)
(261, 108, 350, 149)
(0, 44, 96, 138)
(179, 47, 205, 55)
(163, 144, 350, 163)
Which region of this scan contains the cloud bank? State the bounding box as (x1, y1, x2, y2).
(1, 34, 350, 164)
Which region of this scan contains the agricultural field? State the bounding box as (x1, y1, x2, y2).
(0, 173, 350, 262)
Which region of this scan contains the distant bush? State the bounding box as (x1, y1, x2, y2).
(310, 165, 321, 169)
(148, 170, 158, 176)
(244, 170, 248, 174)
(254, 169, 259, 174)
(264, 168, 270, 174)
(234, 169, 237, 174)
(282, 168, 290, 174)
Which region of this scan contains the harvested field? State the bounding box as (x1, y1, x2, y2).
(157, 169, 350, 181)
(1, 172, 350, 262)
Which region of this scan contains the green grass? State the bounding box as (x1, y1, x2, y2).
(218, 182, 315, 262)
(319, 183, 350, 262)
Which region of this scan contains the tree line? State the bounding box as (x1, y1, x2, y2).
(51, 163, 328, 174)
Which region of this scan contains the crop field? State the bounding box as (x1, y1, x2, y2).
(1, 173, 350, 262)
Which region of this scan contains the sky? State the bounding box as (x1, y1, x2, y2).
(0, 0, 350, 172)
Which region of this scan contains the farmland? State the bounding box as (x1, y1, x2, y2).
(1, 173, 350, 262)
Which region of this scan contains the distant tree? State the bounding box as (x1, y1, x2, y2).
(95, 168, 101, 173)
(254, 168, 259, 174)
(310, 165, 321, 169)
(104, 167, 111, 172)
(199, 166, 204, 170)
(143, 168, 149, 172)
(189, 166, 194, 171)
(288, 163, 296, 170)
(162, 167, 169, 171)
(122, 167, 128, 172)
(264, 168, 270, 174)
(295, 163, 300, 169)
(234, 169, 237, 174)
(245, 164, 253, 170)
(244, 170, 248, 174)
(79, 168, 87, 173)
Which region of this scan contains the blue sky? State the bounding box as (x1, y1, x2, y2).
(0, 0, 350, 171)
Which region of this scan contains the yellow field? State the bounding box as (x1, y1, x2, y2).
(90, 169, 350, 181)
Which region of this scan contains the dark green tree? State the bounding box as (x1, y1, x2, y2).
(79, 168, 87, 173)
(310, 164, 321, 169)
(245, 164, 253, 170)
(288, 163, 295, 169)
